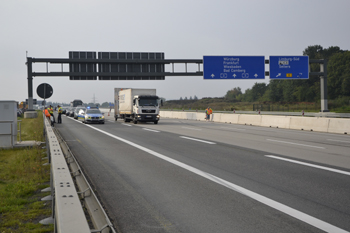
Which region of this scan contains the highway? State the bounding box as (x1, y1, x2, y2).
(55, 113, 350, 233)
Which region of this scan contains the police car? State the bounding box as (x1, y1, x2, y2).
(80, 107, 105, 124)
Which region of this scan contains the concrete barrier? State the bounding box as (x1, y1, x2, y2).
(261, 115, 291, 128)
(238, 114, 262, 126)
(328, 118, 350, 134)
(289, 117, 330, 132)
(219, 113, 239, 124)
(160, 111, 350, 134)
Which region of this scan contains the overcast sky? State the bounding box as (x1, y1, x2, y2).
(1, 0, 350, 104)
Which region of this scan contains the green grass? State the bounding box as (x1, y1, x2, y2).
(0, 112, 53, 233)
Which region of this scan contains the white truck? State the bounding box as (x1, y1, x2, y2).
(114, 88, 162, 124)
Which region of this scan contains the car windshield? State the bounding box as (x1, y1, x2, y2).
(86, 109, 101, 114)
(139, 98, 158, 106)
(75, 107, 85, 112)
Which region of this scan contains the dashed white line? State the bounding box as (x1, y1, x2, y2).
(181, 127, 202, 131)
(122, 123, 132, 127)
(265, 155, 350, 176)
(180, 136, 216, 144)
(143, 128, 160, 133)
(266, 139, 325, 149)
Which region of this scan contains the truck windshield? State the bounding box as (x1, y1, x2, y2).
(139, 98, 158, 106)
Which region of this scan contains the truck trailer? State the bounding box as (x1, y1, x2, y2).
(114, 88, 162, 124)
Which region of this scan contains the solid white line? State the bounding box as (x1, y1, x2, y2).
(265, 155, 350, 176)
(143, 128, 160, 133)
(266, 139, 325, 149)
(78, 124, 348, 233)
(181, 127, 202, 131)
(180, 136, 216, 144)
(327, 139, 350, 143)
(122, 123, 132, 127)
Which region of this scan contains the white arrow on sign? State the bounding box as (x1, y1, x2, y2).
(254, 74, 258, 78)
(211, 74, 215, 78)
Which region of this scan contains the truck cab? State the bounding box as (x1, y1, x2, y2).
(132, 95, 161, 124)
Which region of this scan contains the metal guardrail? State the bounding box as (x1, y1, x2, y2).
(41, 114, 116, 233)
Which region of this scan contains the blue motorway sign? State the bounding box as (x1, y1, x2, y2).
(269, 56, 309, 79)
(203, 56, 265, 80)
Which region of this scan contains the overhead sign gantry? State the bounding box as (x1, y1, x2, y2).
(25, 51, 328, 112)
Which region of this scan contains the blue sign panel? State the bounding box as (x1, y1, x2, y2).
(269, 56, 309, 79)
(203, 56, 265, 80)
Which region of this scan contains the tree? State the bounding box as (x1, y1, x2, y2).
(101, 102, 110, 108)
(251, 83, 267, 101)
(225, 87, 242, 101)
(328, 51, 350, 98)
(268, 80, 283, 102)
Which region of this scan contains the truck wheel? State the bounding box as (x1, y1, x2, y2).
(154, 121, 158, 124)
(133, 119, 138, 124)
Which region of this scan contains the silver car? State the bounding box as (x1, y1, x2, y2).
(80, 108, 105, 124)
(74, 106, 86, 120)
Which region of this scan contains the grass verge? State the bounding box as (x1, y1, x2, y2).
(0, 111, 53, 233)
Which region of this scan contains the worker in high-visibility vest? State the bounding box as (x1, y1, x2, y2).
(57, 105, 62, 124)
(205, 107, 213, 121)
(44, 107, 51, 119)
(48, 105, 55, 123)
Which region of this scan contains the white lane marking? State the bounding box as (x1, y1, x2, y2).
(265, 155, 350, 176)
(181, 127, 202, 131)
(122, 123, 132, 127)
(327, 139, 350, 143)
(79, 124, 348, 233)
(220, 127, 246, 131)
(143, 128, 160, 133)
(266, 139, 325, 149)
(180, 136, 216, 145)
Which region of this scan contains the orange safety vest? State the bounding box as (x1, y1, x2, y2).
(44, 109, 51, 117)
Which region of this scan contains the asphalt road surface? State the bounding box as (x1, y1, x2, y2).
(55, 114, 350, 233)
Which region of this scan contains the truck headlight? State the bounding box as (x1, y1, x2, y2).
(156, 115, 160, 118)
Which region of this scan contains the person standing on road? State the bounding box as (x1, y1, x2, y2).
(205, 107, 213, 121)
(48, 105, 55, 123)
(57, 105, 62, 124)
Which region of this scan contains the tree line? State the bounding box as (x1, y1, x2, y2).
(225, 45, 350, 103)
